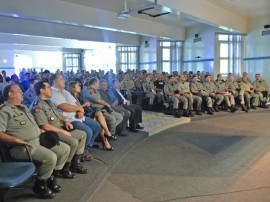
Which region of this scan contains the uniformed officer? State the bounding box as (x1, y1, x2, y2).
(241, 76, 259, 109)
(121, 72, 142, 105)
(82, 77, 123, 136)
(178, 75, 202, 116)
(164, 75, 189, 117)
(0, 84, 70, 199)
(30, 80, 88, 177)
(215, 74, 238, 113)
(190, 75, 214, 115)
(253, 74, 269, 107)
(22, 78, 38, 107)
(143, 74, 163, 111)
(203, 75, 224, 112)
(226, 74, 247, 112)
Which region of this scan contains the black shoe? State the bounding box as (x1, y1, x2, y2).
(213, 104, 220, 112)
(196, 111, 202, 116)
(136, 124, 144, 129)
(70, 155, 88, 174)
(53, 162, 75, 179)
(47, 176, 61, 193)
(102, 142, 114, 151)
(33, 179, 55, 199)
(252, 106, 257, 110)
(183, 109, 189, 117)
(130, 128, 139, 133)
(189, 111, 194, 117)
(241, 104, 247, 112)
(230, 106, 237, 113)
(105, 134, 118, 140)
(207, 108, 213, 115)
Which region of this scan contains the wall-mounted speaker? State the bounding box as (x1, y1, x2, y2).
(195, 34, 199, 38)
(264, 25, 270, 29)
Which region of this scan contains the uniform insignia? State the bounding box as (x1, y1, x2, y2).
(20, 121, 26, 125)
(50, 117, 55, 121)
(35, 107, 41, 113)
(0, 104, 5, 110)
(90, 90, 94, 95)
(33, 99, 39, 106)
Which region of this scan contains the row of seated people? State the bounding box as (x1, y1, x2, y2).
(118, 72, 269, 117)
(0, 73, 144, 199)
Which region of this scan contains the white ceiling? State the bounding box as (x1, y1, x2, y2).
(207, 0, 270, 19)
(60, 0, 270, 27)
(60, 0, 199, 27)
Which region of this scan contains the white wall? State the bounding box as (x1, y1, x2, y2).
(244, 15, 270, 83)
(183, 24, 215, 75)
(139, 36, 158, 72)
(0, 50, 62, 77)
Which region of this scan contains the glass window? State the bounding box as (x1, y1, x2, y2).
(220, 59, 228, 74)
(220, 43, 228, 57)
(159, 41, 182, 74)
(117, 46, 139, 71)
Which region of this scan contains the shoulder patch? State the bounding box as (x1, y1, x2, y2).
(0, 104, 6, 110)
(90, 90, 95, 95)
(34, 107, 41, 113)
(33, 99, 39, 106)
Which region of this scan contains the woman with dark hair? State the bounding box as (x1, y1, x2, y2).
(69, 81, 114, 151)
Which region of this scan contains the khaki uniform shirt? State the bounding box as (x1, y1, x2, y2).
(142, 81, 155, 93)
(29, 98, 64, 128)
(203, 81, 217, 93)
(240, 81, 253, 91)
(215, 81, 227, 93)
(253, 79, 268, 91)
(178, 82, 190, 93)
(121, 79, 135, 90)
(164, 83, 178, 95)
(134, 78, 144, 89)
(190, 82, 205, 92)
(0, 103, 40, 141)
(227, 81, 240, 90)
(82, 87, 105, 110)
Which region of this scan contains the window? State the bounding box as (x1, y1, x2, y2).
(159, 41, 182, 74)
(116, 46, 139, 72)
(217, 34, 243, 77)
(63, 53, 81, 73)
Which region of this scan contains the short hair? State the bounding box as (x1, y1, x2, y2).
(99, 79, 107, 85)
(48, 73, 58, 86)
(255, 73, 261, 76)
(34, 80, 48, 96)
(2, 84, 14, 101)
(168, 75, 176, 80)
(204, 75, 210, 79)
(111, 79, 119, 85)
(29, 78, 36, 85)
(89, 77, 98, 86)
(217, 74, 221, 78)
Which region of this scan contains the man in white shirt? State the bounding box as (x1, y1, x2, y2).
(49, 73, 101, 160)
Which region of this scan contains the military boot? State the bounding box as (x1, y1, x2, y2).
(183, 109, 189, 117)
(53, 162, 75, 179)
(241, 104, 248, 112)
(70, 154, 88, 174)
(33, 178, 55, 199)
(47, 176, 62, 193)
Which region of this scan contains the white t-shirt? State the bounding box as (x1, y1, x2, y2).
(51, 87, 84, 122)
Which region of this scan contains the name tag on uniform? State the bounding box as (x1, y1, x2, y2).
(20, 121, 26, 125)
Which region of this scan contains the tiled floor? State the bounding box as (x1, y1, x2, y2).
(141, 110, 191, 136)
